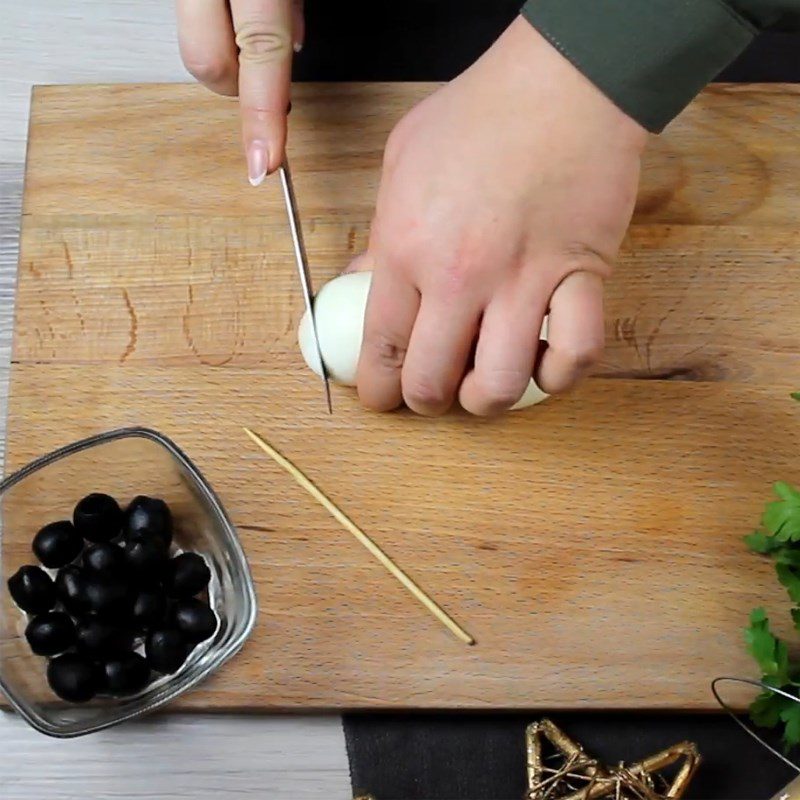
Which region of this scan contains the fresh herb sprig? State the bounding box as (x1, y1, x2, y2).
(745, 395, 800, 749)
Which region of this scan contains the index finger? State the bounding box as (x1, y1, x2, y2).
(230, 0, 294, 183)
(356, 257, 420, 412)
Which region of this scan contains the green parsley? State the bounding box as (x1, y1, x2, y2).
(745, 393, 800, 749)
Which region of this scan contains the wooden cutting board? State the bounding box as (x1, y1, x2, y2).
(6, 82, 800, 711)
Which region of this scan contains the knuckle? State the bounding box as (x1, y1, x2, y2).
(562, 339, 604, 372)
(366, 331, 406, 371)
(439, 261, 470, 297)
(428, 254, 471, 300)
(563, 243, 614, 278)
(183, 55, 234, 87)
(235, 22, 292, 63)
(386, 237, 424, 272)
(431, 239, 493, 300)
(370, 224, 423, 273)
(404, 378, 449, 411)
(478, 370, 528, 409)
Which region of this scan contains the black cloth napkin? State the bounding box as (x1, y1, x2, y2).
(344, 712, 797, 799)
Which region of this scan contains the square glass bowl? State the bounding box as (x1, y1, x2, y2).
(0, 427, 257, 737)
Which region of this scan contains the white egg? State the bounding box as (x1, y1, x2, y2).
(297, 271, 549, 410)
(298, 271, 371, 385)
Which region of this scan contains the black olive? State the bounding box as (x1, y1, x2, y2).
(84, 577, 131, 619)
(145, 628, 189, 674)
(7, 565, 56, 614)
(32, 521, 83, 568)
(73, 493, 122, 543)
(55, 565, 89, 616)
(102, 652, 150, 696)
(83, 542, 128, 578)
(171, 598, 217, 644)
(75, 618, 134, 658)
(124, 537, 168, 578)
(131, 586, 166, 629)
(123, 496, 173, 548)
(47, 654, 100, 703)
(24, 612, 76, 656)
(164, 553, 211, 598)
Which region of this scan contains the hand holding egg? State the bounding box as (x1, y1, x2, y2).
(298, 272, 549, 413)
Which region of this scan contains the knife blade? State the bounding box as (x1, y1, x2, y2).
(278, 158, 332, 414)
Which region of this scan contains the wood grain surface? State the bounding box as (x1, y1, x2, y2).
(6, 82, 800, 711)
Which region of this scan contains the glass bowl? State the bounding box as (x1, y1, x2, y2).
(0, 427, 257, 737)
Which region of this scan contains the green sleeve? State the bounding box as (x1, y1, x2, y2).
(521, 0, 800, 133)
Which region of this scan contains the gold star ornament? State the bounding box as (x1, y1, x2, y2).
(352, 719, 701, 800)
(526, 719, 701, 800)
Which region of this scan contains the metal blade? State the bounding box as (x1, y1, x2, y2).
(278, 159, 332, 414)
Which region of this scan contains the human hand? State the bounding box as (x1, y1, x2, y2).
(176, 0, 304, 184)
(353, 16, 648, 416)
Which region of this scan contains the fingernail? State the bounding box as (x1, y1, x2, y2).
(293, 41, 303, 53)
(247, 142, 268, 186)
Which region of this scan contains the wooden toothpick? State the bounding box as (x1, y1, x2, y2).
(243, 427, 475, 646)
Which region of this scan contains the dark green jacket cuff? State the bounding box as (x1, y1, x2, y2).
(521, 0, 757, 132)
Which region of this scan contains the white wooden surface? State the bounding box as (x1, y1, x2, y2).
(0, 3, 351, 798)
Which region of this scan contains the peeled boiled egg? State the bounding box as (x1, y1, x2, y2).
(297, 271, 549, 410)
